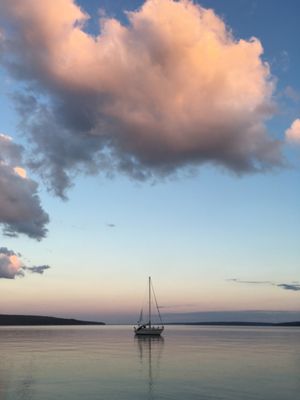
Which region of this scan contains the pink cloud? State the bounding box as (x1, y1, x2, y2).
(0, 0, 282, 196)
(285, 119, 300, 144)
(0, 248, 23, 279)
(0, 247, 50, 279)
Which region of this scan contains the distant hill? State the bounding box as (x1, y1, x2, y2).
(0, 314, 105, 326)
(166, 321, 300, 327)
(276, 321, 300, 327)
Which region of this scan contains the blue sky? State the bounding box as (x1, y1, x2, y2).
(0, 0, 299, 323)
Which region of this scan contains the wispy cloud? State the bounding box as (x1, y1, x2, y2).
(0, 0, 282, 197)
(23, 265, 51, 275)
(228, 278, 273, 285)
(158, 303, 198, 310)
(228, 278, 300, 293)
(284, 86, 300, 102)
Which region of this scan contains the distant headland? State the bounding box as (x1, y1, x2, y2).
(166, 321, 300, 327)
(0, 314, 105, 326)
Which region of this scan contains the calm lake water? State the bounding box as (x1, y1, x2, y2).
(0, 325, 299, 400)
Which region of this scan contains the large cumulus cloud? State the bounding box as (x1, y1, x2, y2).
(0, 0, 281, 197)
(0, 134, 49, 239)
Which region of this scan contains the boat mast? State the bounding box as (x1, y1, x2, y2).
(149, 276, 151, 328)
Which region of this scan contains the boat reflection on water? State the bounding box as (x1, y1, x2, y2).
(135, 336, 165, 399)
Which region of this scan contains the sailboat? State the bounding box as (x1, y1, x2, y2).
(134, 277, 164, 336)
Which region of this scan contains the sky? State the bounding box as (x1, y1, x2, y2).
(0, 0, 299, 324)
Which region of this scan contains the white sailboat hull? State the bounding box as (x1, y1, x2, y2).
(134, 326, 164, 336)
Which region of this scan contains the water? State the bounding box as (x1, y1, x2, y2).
(0, 325, 299, 399)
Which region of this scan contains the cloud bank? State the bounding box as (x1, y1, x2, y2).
(0, 134, 49, 239)
(0, 0, 281, 197)
(0, 247, 50, 279)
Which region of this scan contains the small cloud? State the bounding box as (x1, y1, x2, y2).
(277, 284, 300, 292)
(285, 119, 300, 144)
(0, 247, 23, 279)
(106, 223, 116, 228)
(228, 278, 300, 293)
(23, 265, 50, 274)
(0, 247, 50, 279)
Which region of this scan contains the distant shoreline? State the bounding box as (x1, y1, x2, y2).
(0, 314, 105, 326)
(165, 321, 300, 327)
(1, 314, 300, 327)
